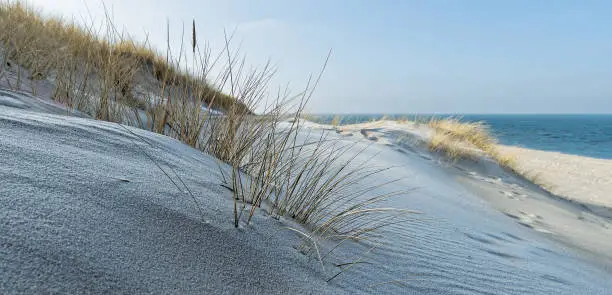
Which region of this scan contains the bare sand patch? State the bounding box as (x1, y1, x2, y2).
(500, 145, 612, 209)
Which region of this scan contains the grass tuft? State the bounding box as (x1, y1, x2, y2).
(427, 117, 517, 169)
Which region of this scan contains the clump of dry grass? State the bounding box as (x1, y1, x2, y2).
(428, 118, 496, 152)
(427, 131, 474, 160)
(207, 49, 415, 275)
(222, 122, 416, 278)
(427, 118, 517, 169)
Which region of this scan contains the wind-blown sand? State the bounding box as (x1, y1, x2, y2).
(499, 145, 612, 210)
(0, 103, 340, 294)
(2, 95, 612, 294)
(331, 120, 612, 211)
(328, 120, 612, 265)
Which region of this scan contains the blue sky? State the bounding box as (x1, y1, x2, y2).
(30, 0, 612, 113)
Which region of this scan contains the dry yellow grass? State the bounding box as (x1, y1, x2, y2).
(427, 118, 517, 169)
(428, 118, 496, 151)
(427, 131, 475, 160)
(0, 1, 242, 114)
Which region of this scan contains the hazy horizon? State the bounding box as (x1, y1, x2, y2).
(28, 0, 612, 114)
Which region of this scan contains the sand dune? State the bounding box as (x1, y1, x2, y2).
(500, 145, 612, 209)
(3, 2, 610, 293)
(2, 99, 612, 293)
(0, 105, 347, 294)
(327, 120, 612, 214)
(314, 120, 612, 266)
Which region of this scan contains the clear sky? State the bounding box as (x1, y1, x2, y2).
(28, 0, 612, 114)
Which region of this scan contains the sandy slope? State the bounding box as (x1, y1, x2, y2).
(500, 145, 612, 209)
(304, 120, 612, 293)
(333, 120, 612, 213)
(2, 95, 612, 294)
(327, 120, 612, 265)
(0, 102, 347, 294)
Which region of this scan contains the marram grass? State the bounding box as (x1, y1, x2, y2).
(0, 0, 415, 282)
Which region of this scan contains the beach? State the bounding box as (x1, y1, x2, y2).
(499, 145, 612, 209)
(2, 94, 612, 293)
(326, 120, 612, 267)
(1, 2, 611, 292)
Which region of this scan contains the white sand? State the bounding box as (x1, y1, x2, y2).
(0, 105, 349, 294)
(326, 120, 612, 213)
(500, 145, 612, 209)
(2, 93, 612, 294)
(312, 120, 612, 265)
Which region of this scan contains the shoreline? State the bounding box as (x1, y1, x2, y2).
(303, 119, 612, 267)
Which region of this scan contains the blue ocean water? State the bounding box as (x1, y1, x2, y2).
(312, 114, 612, 160)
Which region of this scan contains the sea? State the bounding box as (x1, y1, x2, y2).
(311, 114, 612, 160)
